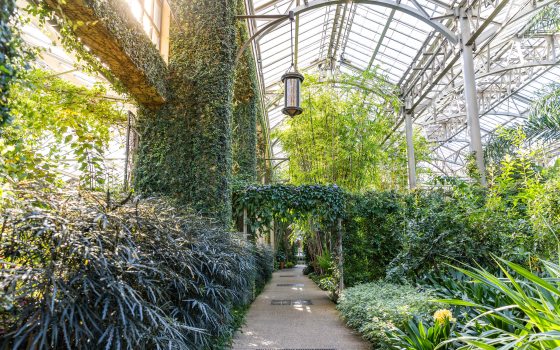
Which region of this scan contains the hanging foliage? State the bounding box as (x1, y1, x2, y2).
(0, 69, 126, 206)
(1, 0, 31, 126)
(233, 184, 345, 231)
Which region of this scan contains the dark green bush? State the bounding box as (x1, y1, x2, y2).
(344, 191, 405, 285)
(342, 184, 531, 285)
(0, 190, 271, 350)
(386, 187, 526, 282)
(254, 243, 274, 293)
(343, 187, 510, 285)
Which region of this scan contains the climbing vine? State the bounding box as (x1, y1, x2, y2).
(135, 0, 238, 225)
(233, 184, 345, 231)
(29, 0, 168, 98)
(1, 0, 31, 126)
(232, 0, 260, 183)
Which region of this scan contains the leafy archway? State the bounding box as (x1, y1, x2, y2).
(233, 184, 346, 293)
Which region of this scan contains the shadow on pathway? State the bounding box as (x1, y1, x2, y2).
(232, 265, 371, 350)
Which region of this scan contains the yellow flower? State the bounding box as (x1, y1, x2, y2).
(433, 309, 455, 324)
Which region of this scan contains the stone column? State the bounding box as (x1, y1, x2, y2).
(232, 0, 259, 183)
(134, 0, 238, 224)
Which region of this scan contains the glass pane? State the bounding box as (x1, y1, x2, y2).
(128, 0, 142, 21)
(143, 14, 151, 35)
(144, 0, 154, 16)
(153, 2, 162, 31)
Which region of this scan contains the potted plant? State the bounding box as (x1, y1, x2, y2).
(276, 250, 286, 269)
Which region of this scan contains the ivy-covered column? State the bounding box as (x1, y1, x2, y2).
(1, 0, 18, 126)
(134, 0, 237, 224)
(232, 0, 259, 183)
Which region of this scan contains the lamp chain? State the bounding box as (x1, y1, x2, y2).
(290, 14, 294, 69)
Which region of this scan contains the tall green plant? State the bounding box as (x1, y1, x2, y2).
(274, 70, 429, 191)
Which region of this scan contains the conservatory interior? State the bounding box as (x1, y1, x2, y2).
(2, 0, 560, 349)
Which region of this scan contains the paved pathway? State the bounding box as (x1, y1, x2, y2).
(232, 265, 370, 350)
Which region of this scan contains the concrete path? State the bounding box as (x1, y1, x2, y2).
(232, 265, 370, 350)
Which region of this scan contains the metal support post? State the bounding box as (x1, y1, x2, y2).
(337, 218, 344, 295)
(243, 208, 248, 240)
(459, 8, 487, 186)
(404, 103, 417, 189)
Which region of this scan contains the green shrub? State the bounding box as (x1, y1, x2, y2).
(0, 189, 269, 350)
(344, 191, 405, 285)
(254, 243, 274, 294)
(386, 188, 516, 282)
(343, 187, 516, 286)
(337, 282, 440, 348)
(389, 313, 454, 350)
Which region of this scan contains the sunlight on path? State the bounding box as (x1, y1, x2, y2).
(232, 266, 370, 350)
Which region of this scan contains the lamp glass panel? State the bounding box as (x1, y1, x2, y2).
(285, 77, 300, 109)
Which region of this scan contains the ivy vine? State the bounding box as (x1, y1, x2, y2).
(134, 0, 238, 225)
(232, 0, 259, 183)
(233, 184, 346, 231)
(1, 0, 29, 126)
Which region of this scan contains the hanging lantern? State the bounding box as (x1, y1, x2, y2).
(281, 71, 304, 117)
(281, 11, 304, 117)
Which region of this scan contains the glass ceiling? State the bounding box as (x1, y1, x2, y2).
(244, 0, 560, 178)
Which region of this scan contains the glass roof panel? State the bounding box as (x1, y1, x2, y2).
(246, 0, 560, 178)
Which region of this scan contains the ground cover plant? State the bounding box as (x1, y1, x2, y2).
(337, 282, 440, 349)
(0, 186, 272, 350)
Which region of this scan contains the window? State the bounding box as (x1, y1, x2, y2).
(125, 0, 170, 62)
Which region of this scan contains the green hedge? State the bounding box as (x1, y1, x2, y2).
(343, 191, 405, 285)
(236, 180, 557, 287)
(344, 185, 551, 285)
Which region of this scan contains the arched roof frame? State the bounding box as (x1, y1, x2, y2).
(243, 0, 560, 178)
(237, 0, 458, 59)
